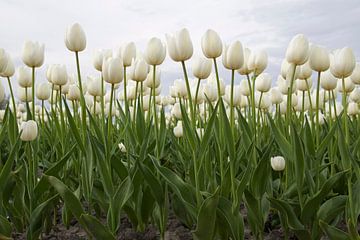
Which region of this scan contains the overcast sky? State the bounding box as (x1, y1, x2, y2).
(1, 0, 360, 95)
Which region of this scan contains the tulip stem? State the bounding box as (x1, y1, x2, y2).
(133, 81, 139, 121)
(108, 84, 115, 143)
(6, 77, 16, 115)
(230, 70, 235, 130)
(124, 66, 128, 114)
(75, 51, 87, 139)
(315, 71, 321, 147)
(25, 87, 31, 120)
(101, 74, 105, 128)
(286, 64, 296, 130)
(181, 61, 195, 128)
(152, 65, 159, 156)
(341, 77, 349, 144)
(305, 79, 314, 131)
(194, 78, 201, 117)
(32, 67, 35, 120)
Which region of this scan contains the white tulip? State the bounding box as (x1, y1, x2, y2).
(337, 77, 355, 93)
(65, 23, 86, 52)
(285, 34, 309, 65)
(119, 42, 136, 67)
(130, 58, 148, 82)
(270, 156, 285, 171)
(0, 82, 4, 103)
(270, 88, 283, 104)
(247, 50, 268, 75)
(102, 57, 124, 84)
(18, 87, 32, 102)
(255, 73, 272, 92)
(222, 41, 244, 70)
(17, 66, 32, 88)
(350, 63, 360, 84)
(93, 49, 112, 71)
(144, 37, 166, 66)
(347, 102, 359, 116)
(297, 62, 311, 80)
(173, 121, 183, 138)
(171, 102, 182, 119)
(320, 71, 337, 91)
(296, 78, 312, 91)
(67, 85, 81, 101)
(309, 45, 330, 72)
(20, 120, 38, 141)
(330, 47, 356, 78)
(145, 68, 161, 88)
(192, 56, 212, 79)
(237, 48, 252, 75)
(36, 82, 51, 101)
(239, 79, 251, 96)
(22, 41, 45, 68)
(0, 53, 15, 77)
(201, 29, 222, 59)
(87, 76, 103, 97)
(350, 88, 360, 103)
(166, 28, 193, 62)
(118, 143, 127, 153)
(50, 64, 68, 86)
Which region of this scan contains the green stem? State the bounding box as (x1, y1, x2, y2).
(342, 77, 349, 144)
(194, 78, 201, 117)
(6, 77, 16, 115)
(75, 51, 87, 140)
(32, 67, 35, 120)
(181, 61, 195, 128)
(124, 66, 128, 114)
(316, 71, 321, 147)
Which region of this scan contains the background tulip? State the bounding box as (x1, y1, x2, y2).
(50, 64, 68, 86)
(192, 56, 212, 80)
(309, 45, 330, 72)
(22, 41, 45, 68)
(93, 49, 112, 71)
(222, 41, 244, 70)
(119, 42, 136, 67)
(17, 66, 32, 88)
(330, 47, 356, 78)
(102, 57, 124, 84)
(285, 34, 309, 65)
(144, 37, 166, 66)
(36, 82, 51, 100)
(350, 63, 360, 84)
(270, 156, 286, 171)
(20, 120, 38, 141)
(201, 29, 222, 59)
(247, 50, 268, 75)
(130, 58, 148, 82)
(255, 73, 272, 92)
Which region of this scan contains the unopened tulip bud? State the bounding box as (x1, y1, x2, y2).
(67, 85, 81, 101)
(17, 66, 32, 88)
(309, 45, 330, 72)
(20, 120, 38, 141)
(36, 82, 51, 101)
(65, 23, 87, 52)
(337, 77, 355, 93)
(255, 73, 272, 92)
(348, 102, 359, 116)
(237, 48, 252, 75)
(201, 29, 222, 59)
(102, 57, 124, 84)
(22, 41, 45, 68)
(320, 71, 337, 91)
(144, 37, 166, 66)
(270, 156, 285, 171)
(222, 41, 244, 70)
(350, 63, 360, 84)
(285, 34, 309, 65)
(0, 53, 15, 78)
(270, 88, 283, 104)
(247, 50, 268, 75)
(130, 58, 148, 82)
(93, 49, 112, 71)
(350, 88, 360, 103)
(50, 64, 68, 86)
(192, 56, 212, 79)
(330, 47, 356, 78)
(118, 143, 127, 153)
(173, 121, 183, 138)
(166, 28, 193, 62)
(119, 42, 136, 67)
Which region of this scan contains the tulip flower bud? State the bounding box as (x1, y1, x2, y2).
(350, 63, 360, 84)
(285, 34, 309, 65)
(330, 47, 356, 78)
(119, 42, 136, 67)
(0, 53, 15, 78)
(239, 79, 251, 96)
(201, 29, 222, 59)
(20, 120, 38, 141)
(309, 45, 330, 72)
(270, 88, 283, 104)
(87, 76, 103, 97)
(296, 78, 312, 91)
(297, 62, 311, 80)
(67, 84, 81, 101)
(247, 50, 268, 75)
(277, 76, 296, 95)
(130, 58, 148, 82)
(222, 41, 244, 70)
(22, 41, 45, 68)
(18, 87, 32, 102)
(102, 57, 124, 84)
(203, 83, 218, 102)
(166, 28, 193, 62)
(118, 143, 127, 153)
(65, 23, 86, 52)
(350, 88, 360, 103)
(93, 49, 112, 71)
(17, 66, 32, 88)
(192, 56, 212, 80)
(270, 156, 285, 171)
(348, 102, 359, 116)
(237, 48, 252, 75)
(145, 68, 161, 88)
(207, 73, 225, 95)
(255, 73, 272, 92)
(36, 82, 51, 101)
(173, 121, 183, 138)
(144, 37, 166, 66)
(0, 49, 7, 73)
(337, 77, 355, 93)
(320, 71, 337, 91)
(50, 64, 68, 86)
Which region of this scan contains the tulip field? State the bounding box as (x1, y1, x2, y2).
(1, 24, 360, 239)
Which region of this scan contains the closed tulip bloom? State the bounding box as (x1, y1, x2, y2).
(166, 28, 193, 62)
(173, 121, 183, 138)
(87, 76, 103, 97)
(255, 73, 272, 92)
(237, 48, 252, 75)
(20, 120, 38, 141)
(118, 143, 127, 153)
(337, 77, 355, 93)
(239, 79, 251, 96)
(50, 64, 68, 86)
(172, 79, 187, 97)
(320, 71, 337, 91)
(201, 29, 222, 59)
(203, 83, 218, 102)
(309, 45, 330, 72)
(297, 62, 311, 80)
(171, 103, 182, 119)
(270, 88, 283, 104)
(144, 37, 166, 65)
(102, 57, 124, 84)
(130, 58, 148, 82)
(192, 56, 212, 79)
(65, 23, 86, 52)
(222, 41, 244, 70)
(67, 85, 81, 101)
(270, 156, 285, 171)
(297, 78, 312, 91)
(145, 68, 161, 88)
(0, 82, 4, 103)
(350, 63, 360, 84)
(18, 87, 32, 102)
(22, 41, 45, 68)
(330, 47, 356, 78)
(277, 76, 296, 95)
(93, 49, 112, 71)
(247, 50, 268, 75)
(17, 66, 32, 88)
(119, 42, 136, 67)
(348, 102, 359, 116)
(0, 54, 15, 77)
(285, 34, 309, 65)
(0, 49, 9, 73)
(36, 82, 51, 100)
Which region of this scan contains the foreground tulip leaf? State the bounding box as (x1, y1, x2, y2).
(319, 220, 349, 240)
(0, 215, 12, 238)
(80, 214, 116, 240)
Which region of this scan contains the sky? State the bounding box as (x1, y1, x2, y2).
(1, 0, 360, 97)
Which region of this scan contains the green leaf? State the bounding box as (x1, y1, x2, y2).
(301, 170, 347, 224)
(0, 136, 21, 192)
(250, 143, 271, 199)
(317, 195, 347, 223)
(0, 215, 12, 238)
(80, 214, 116, 240)
(319, 221, 349, 240)
(291, 124, 305, 205)
(267, 114, 292, 159)
(193, 188, 220, 240)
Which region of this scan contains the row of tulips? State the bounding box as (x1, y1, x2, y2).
(0, 23, 359, 240)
